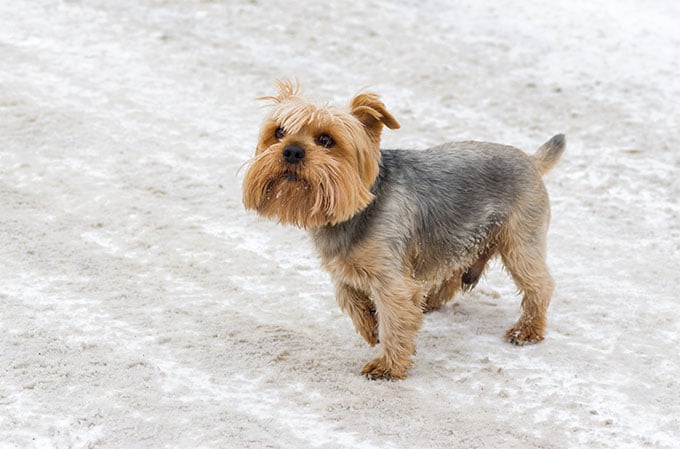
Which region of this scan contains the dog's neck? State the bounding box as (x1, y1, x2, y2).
(309, 152, 389, 260)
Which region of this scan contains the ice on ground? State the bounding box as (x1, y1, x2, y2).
(1, 1, 679, 448)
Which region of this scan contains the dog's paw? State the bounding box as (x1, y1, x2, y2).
(505, 325, 544, 346)
(361, 357, 398, 380)
(360, 356, 409, 380)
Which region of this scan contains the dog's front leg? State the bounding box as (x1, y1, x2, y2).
(335, 283, 378, 346)
(361, 280, 424, 380)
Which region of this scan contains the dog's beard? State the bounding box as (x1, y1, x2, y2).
(242, 149, 374, 228)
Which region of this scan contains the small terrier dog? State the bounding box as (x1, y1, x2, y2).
(243, 80, 565, 380)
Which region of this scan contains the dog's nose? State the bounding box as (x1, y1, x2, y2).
(283, 145, 305, 164)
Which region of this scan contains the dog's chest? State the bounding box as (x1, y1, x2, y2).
(311, 225, 377, 287)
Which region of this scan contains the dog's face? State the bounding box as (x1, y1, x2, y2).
(242, 80, 400, 228)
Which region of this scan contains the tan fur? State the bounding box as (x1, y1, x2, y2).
(242, 80, 563, 380)
(321, 240, 423, 379)
(243, 80, 398, 228)
(498, 207, 553, 344)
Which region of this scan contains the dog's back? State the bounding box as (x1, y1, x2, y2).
(376, 138, 559, 275)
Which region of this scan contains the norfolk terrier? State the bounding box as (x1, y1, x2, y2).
(242, 80, 565, 380)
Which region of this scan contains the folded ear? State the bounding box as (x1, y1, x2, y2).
(350, 93, 400, 139)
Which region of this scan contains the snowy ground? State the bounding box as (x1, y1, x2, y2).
(1, 1, 679, 448)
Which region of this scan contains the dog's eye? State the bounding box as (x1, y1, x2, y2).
(275, 127, 285, 140)
(316, 134, 334, 148)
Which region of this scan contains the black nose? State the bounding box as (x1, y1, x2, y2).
(283, 145, 305, 164)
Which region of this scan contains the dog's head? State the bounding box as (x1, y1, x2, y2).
(242, 79, 399, 228)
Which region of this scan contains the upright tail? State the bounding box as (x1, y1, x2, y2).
(533, 134, 566, 175)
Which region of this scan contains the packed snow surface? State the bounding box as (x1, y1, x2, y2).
(1, 1, 679, 448)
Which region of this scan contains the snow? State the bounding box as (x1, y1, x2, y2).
(1, 0, 679, 448)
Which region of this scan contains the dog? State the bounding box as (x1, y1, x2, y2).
(242, 79, 565, 379)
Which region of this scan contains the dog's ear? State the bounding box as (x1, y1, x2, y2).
(350, 93, 400, 137)
(259, 78, 302, 104)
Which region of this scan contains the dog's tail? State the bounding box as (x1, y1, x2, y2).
(533, 134, 565, 175)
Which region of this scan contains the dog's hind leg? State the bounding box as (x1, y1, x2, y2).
(499, 211, 554, 345)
